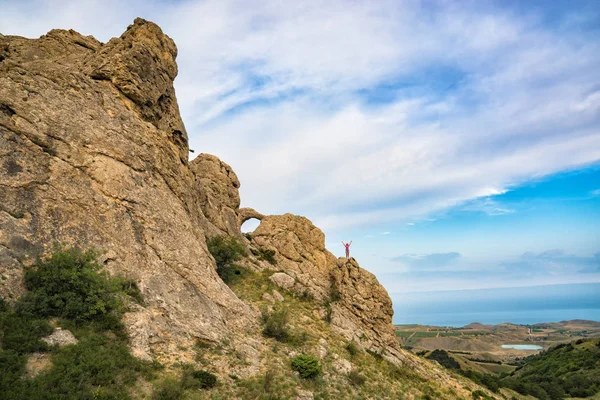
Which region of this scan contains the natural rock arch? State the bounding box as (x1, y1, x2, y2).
(237, 208, 264, 231)
(241, 218, 261, 233)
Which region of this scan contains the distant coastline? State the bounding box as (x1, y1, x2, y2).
(394, 309, 600, 327)
(391, 282, 600, 327)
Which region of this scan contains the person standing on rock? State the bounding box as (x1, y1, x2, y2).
(341, 241, 352, 260)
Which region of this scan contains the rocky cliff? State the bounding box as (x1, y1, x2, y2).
(0, 19, 254, 361)
(0, 19, 499, 399)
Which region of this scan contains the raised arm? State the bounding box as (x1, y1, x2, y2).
(349, 241, 352, 246)
(341, 241, 345, 246)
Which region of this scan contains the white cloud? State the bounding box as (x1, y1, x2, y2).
(2, 0, 599, 237)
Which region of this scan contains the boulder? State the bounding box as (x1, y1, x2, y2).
(269, 272, 295, 289)
(41, 328, 78, 346)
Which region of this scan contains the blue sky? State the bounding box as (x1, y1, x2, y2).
(1, 0, 599, 296)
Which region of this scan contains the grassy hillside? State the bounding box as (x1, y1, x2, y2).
(501, 338, 600, 399)
(1, 243, 498, 399)
(423, 339, 600, 400)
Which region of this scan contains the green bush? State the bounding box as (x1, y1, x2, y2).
(153, 377, 184, 400)
(257, 248, 276, 265)
(348, 370, 366, 386)
(19, 246, 124, 323)
(181, 367, 218, 389)
(0, 311, 52, 353)
(33, 332, 141, 399)
(262, 308, 290, 342)
(346, 341, 360, 358)
(426, 349, 460, 370)
(0, 246, 157, 400)
(207, 235, 246, 268)
(207, 236, 247, 283)
(291, 354, 321, 379)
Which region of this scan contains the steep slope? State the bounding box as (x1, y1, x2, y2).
(0, 19, 254, 361)
(0, 19, 500, 399)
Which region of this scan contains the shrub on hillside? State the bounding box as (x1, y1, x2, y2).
(257, 248, 276, 265)
(291, 354, 321, 379)
(181, 366, 218, 389)
(207, 236, 246, 283)
(346, 341, 360, 358)
(348, 370, 366, 386)
(262, 308, 290, 342)
(426, 349, 460, 370)
(19, 246, 124, 323)
(153, 377, 184, 400)
(0, 246, 158, 399)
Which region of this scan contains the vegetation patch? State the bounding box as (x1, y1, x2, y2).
(426, 349, 461, 370)
(251, 247, 277, 265)
(291, 354, 322, 379)
(207, 235, 247, 284)
(348, 370, 366, 386)
(181, 365, 218, 389)
(262, 308, 291, 342)
(346, 341, 360, 358)
(0, 246, 156, 400)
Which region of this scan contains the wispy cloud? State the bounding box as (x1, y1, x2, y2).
(2, 0, 599, 235)
(392, 252, 462, 270)
(502, 250, 600, 275)
(460, 198, 515, 216)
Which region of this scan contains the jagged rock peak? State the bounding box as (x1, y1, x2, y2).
(0, 19, 253, 362)
(85, 18, 188, 153)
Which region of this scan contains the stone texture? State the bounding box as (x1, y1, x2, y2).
(26, 352, 51, 377)
(272, 289, 284, 302)
(295, 389, 314, 400)
(333, 358, 352, 374)
(0, 18, 255, 360)
(190, 153, 242, 239)
(253, 214, 336, 300)
(269, 272, 295, 289)
(262, 292, 274, 302)
(249, 213, 407, 363)
(329, 257, 397, 355)
(41, 328, 78, 346)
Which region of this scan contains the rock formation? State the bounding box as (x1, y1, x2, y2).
(0, 18, 254, 360)
(0, 16, 407, 365)
(248, 214, 407, 363)
(0, 21, 497, 399)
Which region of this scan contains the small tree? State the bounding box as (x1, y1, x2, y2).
(206, 236, 246, 283)
(19, 246, 123, 323)
(291, 354, 321, 379)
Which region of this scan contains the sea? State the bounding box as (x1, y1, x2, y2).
(391, 282, 600, 327)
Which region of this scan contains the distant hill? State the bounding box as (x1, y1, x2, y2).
(500, 338, 600, 399)
(423, 339, 600, 400)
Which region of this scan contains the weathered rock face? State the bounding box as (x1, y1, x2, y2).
(251, 214, 337, 300)
(189, 153, 242, 239)
(0, 19, 254, 360)
(1, 18, 407, 370)
(248, 214, 406, 362)
(330, 258, 398, 356)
